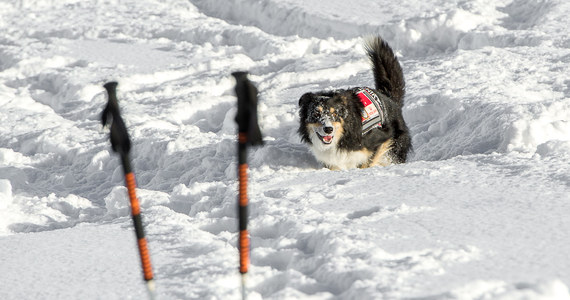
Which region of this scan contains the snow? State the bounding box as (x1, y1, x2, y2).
(0, 0, 569, 299)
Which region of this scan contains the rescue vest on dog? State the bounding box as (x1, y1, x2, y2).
(356, 87, 385, 134)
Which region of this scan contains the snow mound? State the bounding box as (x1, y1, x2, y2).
(0, 179, 12, 209)
(444, 279, 570, 300)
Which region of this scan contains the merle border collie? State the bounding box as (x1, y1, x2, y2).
(298, 36, 411, 170)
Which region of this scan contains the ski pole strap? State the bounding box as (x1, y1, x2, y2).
(125, 171, 154, 281)
(233, 72, 263, 146)
(102, 82, 131, 156)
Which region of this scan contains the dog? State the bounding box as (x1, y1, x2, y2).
(298, 36, 411, 170)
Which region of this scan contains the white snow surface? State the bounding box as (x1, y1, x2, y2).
(1, 0, 569, 299)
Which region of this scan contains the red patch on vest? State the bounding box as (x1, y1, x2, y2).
(356, 87, 384, 134)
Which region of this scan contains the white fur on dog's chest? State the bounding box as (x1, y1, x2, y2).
(310, 146, 369, 170)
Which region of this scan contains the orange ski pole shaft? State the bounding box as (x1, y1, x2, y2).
(238, 133, 250, 275)
(123, 159, 155, 285)
(233, 72, 263, 299)
(102, 82, 156, 299)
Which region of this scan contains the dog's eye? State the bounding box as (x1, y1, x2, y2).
(330, 110, 343, 120)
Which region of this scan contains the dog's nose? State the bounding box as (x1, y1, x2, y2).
(324, 126, 334, 134)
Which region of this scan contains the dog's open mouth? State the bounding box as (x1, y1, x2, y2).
(317, 133, 334, 144)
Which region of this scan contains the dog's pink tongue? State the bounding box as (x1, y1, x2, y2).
(323, 136, 332, 143)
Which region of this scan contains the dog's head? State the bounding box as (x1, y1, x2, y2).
(298, 91, 353, 148)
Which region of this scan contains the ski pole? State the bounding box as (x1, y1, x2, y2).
(102, 82, 156, 299)
(232, 72, 263, 299)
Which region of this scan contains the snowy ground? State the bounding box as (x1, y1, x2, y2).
(1, 0, 569, 299)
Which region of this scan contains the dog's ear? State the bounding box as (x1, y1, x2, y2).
(298, 93, 314, 107)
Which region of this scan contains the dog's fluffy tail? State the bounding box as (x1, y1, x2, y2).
(364, 36, 405, 105)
